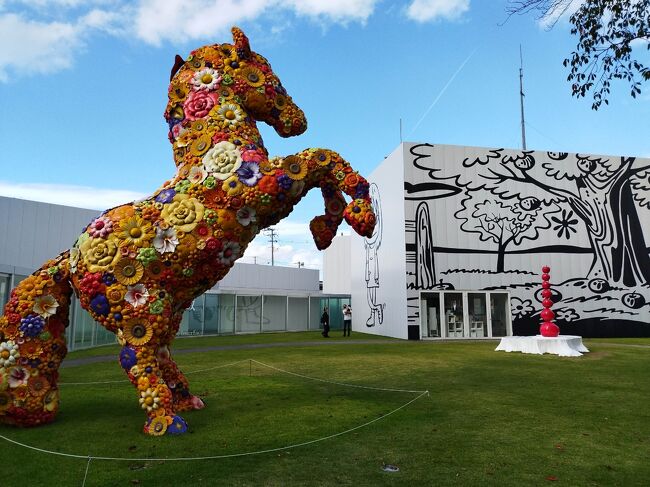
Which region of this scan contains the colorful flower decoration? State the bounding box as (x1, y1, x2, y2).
(0, 26, 375, 436)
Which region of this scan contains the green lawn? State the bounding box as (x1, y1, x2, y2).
(1, 335, 649, 486)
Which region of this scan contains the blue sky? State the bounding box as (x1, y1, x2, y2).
(1, 0, 649, 270)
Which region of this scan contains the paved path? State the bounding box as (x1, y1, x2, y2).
(62, 339, 402, 368)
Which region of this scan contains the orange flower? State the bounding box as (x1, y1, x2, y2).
(257, 175, 278, 195)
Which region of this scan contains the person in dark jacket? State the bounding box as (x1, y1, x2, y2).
(321, 307, 330, 337)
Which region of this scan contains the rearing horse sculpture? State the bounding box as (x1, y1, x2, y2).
(0, 27, 375, 436)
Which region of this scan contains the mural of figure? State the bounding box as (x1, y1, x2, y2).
(364, 183, 385, 326)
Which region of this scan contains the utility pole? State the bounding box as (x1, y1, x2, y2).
(295, 261, 304, 268)
(264, 227, 277, 266)
(519, 44, 527, 150)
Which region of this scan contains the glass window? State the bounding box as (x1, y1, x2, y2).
(204, 294, 220, 334)
(444, 292, 464, 338)
(468, 293, 487, 338)
(262, 295, 286, 332)
(0, 274, 10, 313)
(219, 293, 235, 334)
(309, 297, 321, 330)
(490, 293, 509, 337)
(236, 295, 262, 333)
(421, 292, 441, 338)
(187, 296, 204, 335)
(288, 297, 309, 331)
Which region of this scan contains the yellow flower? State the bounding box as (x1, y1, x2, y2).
(80, 236, 121, 273)
(282, 156, 308, 180)
(0, 391, 10, 411)
(114, 258, 144, 286)
(116, 216, 154, 247)
(216, 103, 244, 126)
(161, 194, 205, 233)
(190, 134, 213, 157)
(43, 389, 59, 412)
(123, 319, 153, 346)
(222, 175, 243, 196)
(148, 416, 168, 436)
(240, 65, 265, 87)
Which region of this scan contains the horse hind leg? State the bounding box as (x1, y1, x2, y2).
(155, 318, 205, 412)
(0, 252, 72, 427)
(118, 314, 193, 435)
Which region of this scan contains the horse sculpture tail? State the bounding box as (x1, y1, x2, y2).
(0, 250, 73, 427)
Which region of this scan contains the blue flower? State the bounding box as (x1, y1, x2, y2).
(276, 174, 293, 190)
(20, 314, 45, 337)
(155, 188, 176, 204)
(236, 161, 262, 187)
(102, 273, 117, 285)
(119, 346, 137, 370)
(167, 415, 188, 435)
(90, 294, 110, 316)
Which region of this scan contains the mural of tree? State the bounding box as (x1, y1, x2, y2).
(411, 144, 650, 286)
(456, 195, 558, 272)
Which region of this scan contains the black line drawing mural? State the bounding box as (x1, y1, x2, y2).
(364, 183, 385, 327)
(404, 143, 650, 337)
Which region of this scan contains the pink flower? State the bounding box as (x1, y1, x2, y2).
(184, 91, 218, 121)
(125, 284, 149, 308)
(88, 217, 113, 238)
(241, 149, 265, 163)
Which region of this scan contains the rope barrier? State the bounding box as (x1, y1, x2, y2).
(1, 358, 429, 465)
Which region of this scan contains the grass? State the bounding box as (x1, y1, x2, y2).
(1, 334, 649, 486)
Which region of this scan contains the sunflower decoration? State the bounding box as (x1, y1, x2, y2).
(27, 375, 50, 397)
(115, 215, 154, 247)
(240, 65, 265, 87)
(189, 134, 213, 157)
(222, 174, 244, 196)
(114, 258, 145, 286)
(282, 156, 308, 180)
(0, 391, 11, 412)
(123, 319, 153, 346)
(147, 415, 168, 436)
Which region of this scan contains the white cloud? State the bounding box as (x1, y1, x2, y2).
(0, 13, 80, 81)
(405, 0, 469, 22)
(283, 0, 376, 23)
(0, 8, 123, 81)
(0, 181, 147, 210)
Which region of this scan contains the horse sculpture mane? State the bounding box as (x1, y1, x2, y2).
(0, 27, 375, 435)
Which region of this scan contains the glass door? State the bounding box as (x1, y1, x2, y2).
(468, 293, 487, 337)
(490, 293, 509, 337)
(420, 292, 441, 337)
(444, 293, 464, 338)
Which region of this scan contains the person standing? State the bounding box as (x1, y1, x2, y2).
(321, 307, 330, 338)
(342, 304, 352, 337)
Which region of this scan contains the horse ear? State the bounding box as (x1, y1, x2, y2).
(170, 54, 184, 81)
(232, 26, 251, 58)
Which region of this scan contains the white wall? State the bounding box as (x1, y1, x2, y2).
(351, 144, 408, 339)
(322, 235, 351, 294)
(216, 262, 320, 293)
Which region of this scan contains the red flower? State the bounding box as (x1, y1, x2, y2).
(184, 91, 217, 121)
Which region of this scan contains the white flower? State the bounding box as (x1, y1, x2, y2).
(217, 241, 241, 265)
(0, 341, 19, 370)
(202, 141, 242, 180)
(69, 247, 80, 273)
(192, 68, 221, 90)
(125, 284, 149, 308)
(33, 295, 59, 318)
(236, 206, 256, 227)
(153, 227, 179, 254)
(139, 387, 161, 412)
(8, 366, 30, 388)
(217, 103, 244, 125)
(188, 165, 207, 184)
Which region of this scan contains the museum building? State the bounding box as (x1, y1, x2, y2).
(0, 196, 347, 351)
(324, 142, 650, 340)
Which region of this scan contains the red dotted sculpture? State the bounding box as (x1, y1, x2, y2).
(539, 265, 559, 337)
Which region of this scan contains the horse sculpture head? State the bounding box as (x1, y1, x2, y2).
(164, 26, 307, 160)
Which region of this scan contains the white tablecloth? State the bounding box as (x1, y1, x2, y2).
(495, 335, 589, 357)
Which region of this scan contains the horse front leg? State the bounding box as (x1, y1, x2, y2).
(309, 184, 346, 250)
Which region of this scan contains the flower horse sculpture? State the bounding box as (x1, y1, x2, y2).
(0, 27, 375, 436)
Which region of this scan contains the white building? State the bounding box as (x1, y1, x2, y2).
(325, 143, 650, 340)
